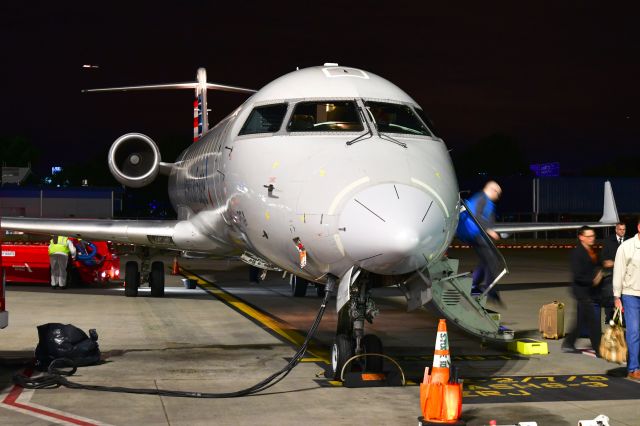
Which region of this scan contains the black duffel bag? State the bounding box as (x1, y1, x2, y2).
(34, 323, 101, 371)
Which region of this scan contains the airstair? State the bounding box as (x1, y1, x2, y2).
(426, 200, 513, 342)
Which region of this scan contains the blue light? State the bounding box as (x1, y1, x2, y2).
(530, 162, 559, 177)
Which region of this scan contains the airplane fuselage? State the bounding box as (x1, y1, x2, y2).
(168, 66, 460, 282)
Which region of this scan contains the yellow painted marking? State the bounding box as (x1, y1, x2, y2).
(435, 171, 441, 179)
(181, 270, 330, 362)
(272, 161, 280, 169)
(328, 380, 343, 387)
(319, 168, 326, 177)
(300, 357, 326, 363)
(522, 377, 531, 382)
(327, 176, 370, 215)
(299, 214, 305, 222)
(265, 211, 270, 220)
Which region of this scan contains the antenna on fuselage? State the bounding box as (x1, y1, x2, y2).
(82, 68, 257, 142)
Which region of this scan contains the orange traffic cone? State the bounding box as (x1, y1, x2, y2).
(171, 256, 179, 275)
(419, 319, 464, 425)
(431, 319, 451, 384)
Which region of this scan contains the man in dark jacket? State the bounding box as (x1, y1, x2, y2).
(600, 222, 626, 323)
(562, 226, 603, 355)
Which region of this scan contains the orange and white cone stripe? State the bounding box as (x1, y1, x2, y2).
(430, 319, 451, 384)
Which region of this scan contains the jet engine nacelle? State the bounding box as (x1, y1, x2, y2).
(108, 133, 161, 188)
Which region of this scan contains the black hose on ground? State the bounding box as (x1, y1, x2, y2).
(13, 278, 336, 398)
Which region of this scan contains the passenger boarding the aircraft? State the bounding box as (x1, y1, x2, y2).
(456, 181, 503, 304)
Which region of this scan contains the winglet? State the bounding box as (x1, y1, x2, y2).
(599, 181, 619, 224)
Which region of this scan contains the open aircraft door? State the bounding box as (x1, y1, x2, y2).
(425, 199, 512, 342)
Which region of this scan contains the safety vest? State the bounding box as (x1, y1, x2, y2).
(48, 236, 70, 255)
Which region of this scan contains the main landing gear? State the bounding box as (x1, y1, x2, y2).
(124, 250, 165, 298)
(330, 273, 383, 379)
(289, 275, 326, 298)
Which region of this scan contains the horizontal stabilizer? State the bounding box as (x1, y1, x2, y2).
(83, 82, 256, 95)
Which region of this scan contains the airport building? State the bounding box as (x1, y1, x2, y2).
(0, 187, 123, 218)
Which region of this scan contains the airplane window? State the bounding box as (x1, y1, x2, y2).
(287, 101, 363, 132)
(239, 103, 288, 135)
(365, 101, 433, 136)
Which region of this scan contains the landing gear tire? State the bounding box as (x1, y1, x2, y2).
(315, 284, 325, 298)
(362, 334, 384, 372)
(124, 261, 139, 297)
(331, 334, 353, 380)
(291, 276, 308, 297)
(150, 261, 165, 297)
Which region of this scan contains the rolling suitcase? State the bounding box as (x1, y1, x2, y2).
(539, 301, 565, 339)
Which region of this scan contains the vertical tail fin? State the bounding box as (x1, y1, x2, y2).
(193, 68, 209, 142)
(599, 181, 619, 224)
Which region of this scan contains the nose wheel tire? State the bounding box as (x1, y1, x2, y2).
(291, 275, 308, 297)
(331, 334, 353, 379)
(150, 261, 165, 297)
(362, 334, 384, 372)
(124, 261, 139, 297)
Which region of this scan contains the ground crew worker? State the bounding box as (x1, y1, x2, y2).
(48, 235, 76, 289)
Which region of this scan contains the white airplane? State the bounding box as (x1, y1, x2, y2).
(0, 64, 618, 378)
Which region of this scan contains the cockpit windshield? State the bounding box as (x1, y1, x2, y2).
(239, 103, 288, 135)
(287, 101, 363, 132)
(365, 101, 433, 136)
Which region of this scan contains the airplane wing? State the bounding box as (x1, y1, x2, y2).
(492, 181, 619, 234)
(0, 217, 231, 253)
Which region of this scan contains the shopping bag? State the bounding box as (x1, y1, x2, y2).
(599, 308, 627, 364)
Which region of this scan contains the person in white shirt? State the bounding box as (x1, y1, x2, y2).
(613, 219, 640, 380)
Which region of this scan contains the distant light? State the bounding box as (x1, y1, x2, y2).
(52, 166, 63, 175)
(530, 162, 560, 177)
(82, 64, 100, 69)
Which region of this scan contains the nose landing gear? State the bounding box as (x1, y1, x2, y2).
(331, 273, 386, 380)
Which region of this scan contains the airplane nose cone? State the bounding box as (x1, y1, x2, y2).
(338, 183, 449, 275)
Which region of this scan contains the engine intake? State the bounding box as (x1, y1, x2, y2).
(108, 133, 161, 188)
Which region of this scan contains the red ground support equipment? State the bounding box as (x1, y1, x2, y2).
(72, 240, 120, 284)
(1, 240, 119, 285)
(0, 260, 7, 329)
(1, 242, 51, 283)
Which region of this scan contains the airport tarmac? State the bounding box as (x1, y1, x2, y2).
(1, 248, 638, 425)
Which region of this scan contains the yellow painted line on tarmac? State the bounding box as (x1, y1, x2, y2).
(300, 357, 325, 363)
(181, 268, 331, 363)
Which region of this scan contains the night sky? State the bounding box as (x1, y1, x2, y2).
(2, 3, 638, 177)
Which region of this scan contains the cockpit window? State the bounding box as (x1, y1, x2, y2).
(414, 107, 439, 138)
(239, 103, 288, 135)
(365, 101, 433, 136)
(287, 101, 363, 132)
